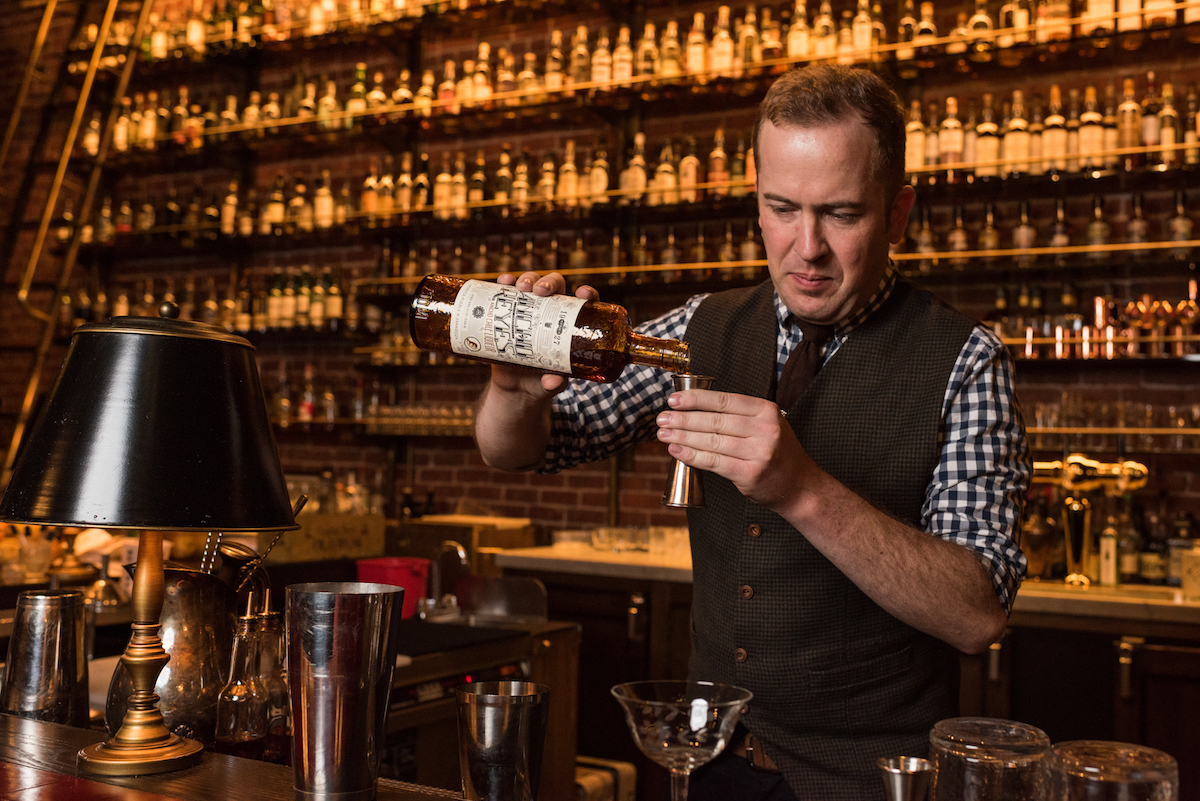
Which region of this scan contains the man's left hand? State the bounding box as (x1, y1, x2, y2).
(655, 390, 813, 511)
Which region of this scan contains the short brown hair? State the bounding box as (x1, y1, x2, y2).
(754, 64, 906, 196)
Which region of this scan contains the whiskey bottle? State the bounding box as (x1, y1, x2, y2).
(688, 12, 711, 79)
(947, 205, 970, 268)
(636, 22, 659, 78)
(974, 92, 1001, 179)
(468, 149, 488, 216)
(314, 170, 334, 229)
(836, 10, 855, 65)
(558, 140, 579, 209)
(739, 6, 763, 73)
(1050, 198, 1071, 267)
(475, 42, 494, 107)
(450, 151, 469, 220)
(1169, 191, 1193, 260)
(492, 146, 513, 213)
(1065, 88, 1082, 173)
(1117, 76, 1142, 171)
(979, 202, 1000, 264)
(1184, 83, 1199, 166)
(678, 137, 701, 202)
(1003, 90, 1030, 177)
(545, 30, 565, 93)
(589, 146, 609, 205)
(913, 1, 938, 68)
(410, 274, 690, 381)
(904, 98, 926, 180)
(1012, 200, 1037, 267)
(710, 6, 736, 75)
(852, 0, 873, 59)
(1027, 93, 1045, 176)
(592, 28, 613, 87)
(569, 27, 591, 91)
(1158, 81, 1179, 170)
(1126, 193, 1150, 258)
(1042, 84, 1067, 174)
(1078, 85, 1104, 171)
(940, 96, 965, 182)
(660, 21, 684, 81)
(895, 0, 917, 74)
(612, 25, 634, 85)
(1086, 195, 1110, 259)
(968, 0, 994, 61)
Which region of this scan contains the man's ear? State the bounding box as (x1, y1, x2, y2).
(889, 185, 917, 245)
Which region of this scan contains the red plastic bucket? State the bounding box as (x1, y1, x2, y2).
(356, 557, 430, 619)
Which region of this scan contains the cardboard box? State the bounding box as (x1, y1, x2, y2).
(261, 513, 386, 564)
(391, 514, 535, 571)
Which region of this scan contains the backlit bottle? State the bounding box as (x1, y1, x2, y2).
(409, 274, 690, 381)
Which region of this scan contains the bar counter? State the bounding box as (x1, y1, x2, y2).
(0, 714, 463, 800)
(493, 542, 1200, 627)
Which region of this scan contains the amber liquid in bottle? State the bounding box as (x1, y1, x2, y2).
(409, 274, 690, 382)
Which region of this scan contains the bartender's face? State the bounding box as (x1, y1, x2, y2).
(757, 118, 915, 326)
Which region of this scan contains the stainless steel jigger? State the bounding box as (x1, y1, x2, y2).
(877, 756, 932, 801)
(662, 374, 714, 508)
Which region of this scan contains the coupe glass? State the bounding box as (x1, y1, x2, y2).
(611, 680, 753, 801)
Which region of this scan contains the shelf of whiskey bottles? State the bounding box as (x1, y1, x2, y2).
(117, 0, 1200, 99)
(97, 57, 1200, 180)
(270, 364, 475, 436)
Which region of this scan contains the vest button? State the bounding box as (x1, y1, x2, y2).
(739, 585, 754, 600)
(747, 524, 762, 538)
(734, 648, 748, 663)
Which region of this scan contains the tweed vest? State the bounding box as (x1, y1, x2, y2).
(683, 279, 979, 799)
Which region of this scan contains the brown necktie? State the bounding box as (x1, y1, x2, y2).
(775, 320, 835, 410)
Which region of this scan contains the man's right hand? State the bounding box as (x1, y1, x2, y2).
(474, 271, 597, 472)
(490, 271, 599, 398)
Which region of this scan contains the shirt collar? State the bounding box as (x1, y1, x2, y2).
(774, 265, 898, 337)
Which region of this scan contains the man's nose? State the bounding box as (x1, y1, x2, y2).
(793, 216, 827, 262)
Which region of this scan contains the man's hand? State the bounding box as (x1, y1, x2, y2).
(490, 271, 599, 398)
(655, 389, 816, 512)
(474, 271, 597, 472)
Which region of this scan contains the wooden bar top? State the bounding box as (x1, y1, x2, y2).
(0, 715, 463, 801)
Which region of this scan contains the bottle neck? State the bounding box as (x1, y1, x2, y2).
(628, 332, 691, 374)
(229, 618, 262, 680)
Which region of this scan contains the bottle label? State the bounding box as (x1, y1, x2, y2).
(449, 280, 584, 373)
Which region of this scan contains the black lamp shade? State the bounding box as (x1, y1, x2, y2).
(1, 316, 296, 532)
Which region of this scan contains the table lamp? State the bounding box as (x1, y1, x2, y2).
(0, 304, 297, 776)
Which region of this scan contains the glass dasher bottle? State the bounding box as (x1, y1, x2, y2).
(409, 274, 690, 381)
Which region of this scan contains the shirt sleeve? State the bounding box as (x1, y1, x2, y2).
(922, 325, 1031, 615)
(540, 294, 709, 474)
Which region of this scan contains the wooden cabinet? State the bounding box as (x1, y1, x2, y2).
(504, 567, 692, 801)
(959, 600, 1200, 800)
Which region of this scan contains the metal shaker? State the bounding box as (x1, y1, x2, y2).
(0, 589, 89, 726)
(456, 681, 550, 801)
(287, 581, 403, 801)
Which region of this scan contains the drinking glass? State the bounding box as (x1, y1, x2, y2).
(611, 680, 752, 801)
(930, 717, 1052, 801)
(1053, 741, 1177, 801)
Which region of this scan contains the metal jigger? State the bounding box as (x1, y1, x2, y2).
(662, 374, 714, 508)
(1062, 496, 1092, 587)
(877, 756, 932, 801)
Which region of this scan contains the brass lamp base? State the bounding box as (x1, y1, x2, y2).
(77, 529, 204, 776)
(78, 731, 202, 775)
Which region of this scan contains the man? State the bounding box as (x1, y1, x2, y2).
(475, 64, 1029, 799)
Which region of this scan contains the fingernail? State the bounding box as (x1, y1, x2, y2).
(667, 394, 681, 408)
(656, 413, 670, 426)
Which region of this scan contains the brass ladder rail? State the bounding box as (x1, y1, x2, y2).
(3, 0, 154, 484)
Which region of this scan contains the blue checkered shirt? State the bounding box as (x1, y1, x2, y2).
(544, 269, 1031, 613)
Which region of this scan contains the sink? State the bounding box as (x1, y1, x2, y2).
(425, 575, 548, 627)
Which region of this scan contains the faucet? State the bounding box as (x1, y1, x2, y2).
(424, 540, 469, 618)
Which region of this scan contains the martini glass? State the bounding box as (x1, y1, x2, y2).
(611, 680, 753, 801)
